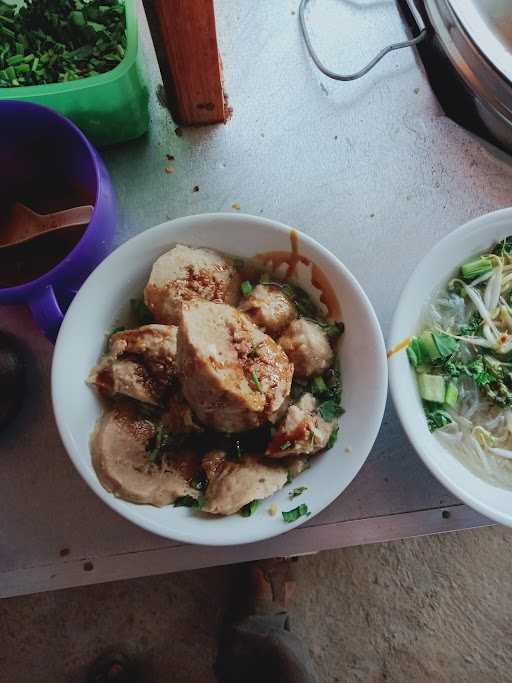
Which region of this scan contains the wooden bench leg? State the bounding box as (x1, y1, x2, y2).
(143, 0, 227, 126)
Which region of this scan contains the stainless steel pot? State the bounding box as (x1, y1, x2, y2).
(300, 0, 512, 152)
(424, 0, 512, 151)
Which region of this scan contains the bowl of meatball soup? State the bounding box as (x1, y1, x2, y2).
(52, 213, 387, 545)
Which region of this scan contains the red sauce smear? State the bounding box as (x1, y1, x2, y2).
(256, 228, 341, 320)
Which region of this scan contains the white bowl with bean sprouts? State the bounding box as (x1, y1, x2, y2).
(389, 207, 512, 527)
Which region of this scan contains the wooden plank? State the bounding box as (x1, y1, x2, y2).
(143, 0, 227, 126)
(0, 505, 491, 599)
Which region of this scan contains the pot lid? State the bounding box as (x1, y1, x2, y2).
(448, 0, 512, 84)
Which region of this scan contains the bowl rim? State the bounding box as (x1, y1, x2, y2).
(389, 206, 512, 526)
(52, 212, 388, 545)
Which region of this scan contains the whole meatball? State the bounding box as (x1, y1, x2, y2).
(238, 284, 297, 337)
(278, 319, 333, 378)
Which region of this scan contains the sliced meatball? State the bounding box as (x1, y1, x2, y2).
(177, 301, 293, 432)
(239, 284, 297, 337)
(278, 319, 333, 378)
(144, 244, 241, 324)
(110, 324, 178, 376)
(266, 393, 334, 457)
(87, 324, 178, 405)
(91, 404, 199, 507)
(201, 450, 287, 515)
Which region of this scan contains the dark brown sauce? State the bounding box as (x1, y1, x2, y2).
(0, 183, 91, 288)
(267, 423, 307, 455)
(255, 228, 341, 320)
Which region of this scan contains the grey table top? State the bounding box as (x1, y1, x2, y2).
(2, 0, 510, 598)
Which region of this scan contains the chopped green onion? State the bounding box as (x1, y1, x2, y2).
(147, 424, 169, 463)
(312, 376, 328, 395)
(174, 495, 205, 509)
(289, 486, 307, 499)
(282, 504, 310, 523)
(241, 280, 253, 296)
(7, 54, 24, 66)
(251, 369, 263, 393)
(461, 257, 492, 281)
(280, 441, 292, 451)
(407, 337, 429, 368)
(0, 0, 127, 88)
(327, 427, 339, 449)
(240, 500, 260, 517)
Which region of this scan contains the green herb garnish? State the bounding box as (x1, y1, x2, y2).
(147, 423, 169, 464)
(280, 441, 292, 451)
(240, 280, 253, 296)
(251, 369, 263, 393)
(240, 499, 260, 517)
(0, 0, 127, 88)
(289, 486, 307, 499)
(327, 427, 339, 449)
(406, 337, 430, 368)
(282, 503, 310, 523)
(130, 298, 154, 326)
(459, 312, 482, 337)
(318, 400, 344, 422)
(174, 495, 205, 509)
(308, 319, 345, 341)
(432, 333, 458, 359)
(425, 405, 452, 432)
(109, 325, 126, 340)
(494, 236, 512, 256)
(312, 376, 328, 396)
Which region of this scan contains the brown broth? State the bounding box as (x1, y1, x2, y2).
(255, 228, 342, 320)
(0, 184, 91, 288)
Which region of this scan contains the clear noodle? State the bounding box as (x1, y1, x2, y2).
(426, 291, 512, 490)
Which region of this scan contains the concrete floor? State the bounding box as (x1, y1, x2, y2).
(1, 525, 511, 682)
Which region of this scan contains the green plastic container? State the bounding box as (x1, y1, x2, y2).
(0, 0, 149, 148)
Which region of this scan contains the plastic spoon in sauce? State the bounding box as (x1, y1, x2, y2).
(0, 202, 93, 249)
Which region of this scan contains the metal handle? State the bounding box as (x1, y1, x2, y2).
(299, 0, 427, 82)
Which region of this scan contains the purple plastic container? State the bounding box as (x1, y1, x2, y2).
(0, 101, 116, 342)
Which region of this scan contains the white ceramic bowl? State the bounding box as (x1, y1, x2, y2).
(52, 213, 387, 545)
(389, 207, 512, 527)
